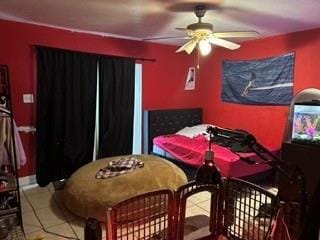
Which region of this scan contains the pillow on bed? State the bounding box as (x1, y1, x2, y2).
(176, 124, 214, 138)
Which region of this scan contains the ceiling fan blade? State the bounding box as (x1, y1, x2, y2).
(143, 36, 189, 41)
(176, 27, 188, 31)
(208, 36, 240, 50)
(213, 31, 259, 38)
(176, 40, 197, 54)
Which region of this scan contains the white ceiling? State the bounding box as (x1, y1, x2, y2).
(1, 0, 320, 46)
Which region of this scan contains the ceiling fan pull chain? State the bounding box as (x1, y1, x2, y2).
(197, 48, 200, 69)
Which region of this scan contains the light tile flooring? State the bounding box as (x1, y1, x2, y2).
(21, 183, 212, 240)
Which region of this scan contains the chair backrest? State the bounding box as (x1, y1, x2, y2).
(222, 178, 277, 240)
(175, 181, 221, 240)
(106, 189, 174, 240)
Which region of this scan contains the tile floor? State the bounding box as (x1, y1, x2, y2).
(21, 183, 212, 240)
(21, 183, 85, 239)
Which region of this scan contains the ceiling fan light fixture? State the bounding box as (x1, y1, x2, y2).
(168, 5, 257, 55)
(199, 39, 212, 56)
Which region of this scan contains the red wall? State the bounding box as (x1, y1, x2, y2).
(0, 20, 200, 177)
(198, 28, 320, 148)
(2, 19, 319, 177)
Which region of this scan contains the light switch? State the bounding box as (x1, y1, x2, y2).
(23, 94, 34, 103)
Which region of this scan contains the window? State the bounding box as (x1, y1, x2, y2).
(132, 63, 142, 154)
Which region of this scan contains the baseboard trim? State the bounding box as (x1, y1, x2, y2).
(19, 174, 37, 187)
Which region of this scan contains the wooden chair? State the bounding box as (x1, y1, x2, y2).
(106, 189, 174, 240)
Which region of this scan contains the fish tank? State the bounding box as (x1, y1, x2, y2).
(283, 88, 320, 146)
(291, 102, 320, 146)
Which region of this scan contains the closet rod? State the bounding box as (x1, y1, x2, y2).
(34, 45, 156, 62)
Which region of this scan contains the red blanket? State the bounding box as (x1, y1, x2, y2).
(154, 134, 276, 177)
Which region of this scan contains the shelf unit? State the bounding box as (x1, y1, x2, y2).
(0, 65, 25, 239)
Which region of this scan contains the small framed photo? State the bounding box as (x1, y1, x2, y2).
(185, 67, 196, 90)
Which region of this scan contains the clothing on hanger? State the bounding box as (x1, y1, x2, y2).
(0, 117, 26, 170)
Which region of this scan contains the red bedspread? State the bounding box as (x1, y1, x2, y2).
(153, 134, 276, 178)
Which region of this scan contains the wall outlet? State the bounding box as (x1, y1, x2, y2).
(23, 94, 34, 103)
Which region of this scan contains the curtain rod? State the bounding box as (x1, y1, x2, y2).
(34, 45, 156, 63)
(135, 57, 156, 62)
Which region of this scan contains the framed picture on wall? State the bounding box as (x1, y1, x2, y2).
(185, 67, 196, 90)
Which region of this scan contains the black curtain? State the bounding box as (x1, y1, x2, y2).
(98, 56, 135, 158)
(36, 47, 98, 186)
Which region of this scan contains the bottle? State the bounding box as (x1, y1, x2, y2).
(195, 150, 221, 185)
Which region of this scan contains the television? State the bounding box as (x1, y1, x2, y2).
(291, 102, 320, 146)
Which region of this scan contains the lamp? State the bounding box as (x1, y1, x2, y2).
(195, 129, 221, 185)
(198, 39, 212, 56)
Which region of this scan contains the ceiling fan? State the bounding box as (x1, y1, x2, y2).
(146, 5, 259, 56)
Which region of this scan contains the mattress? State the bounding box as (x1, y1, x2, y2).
(153, 134, 278, 178)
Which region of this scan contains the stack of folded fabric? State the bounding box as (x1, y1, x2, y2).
(96, 156, 144, 179)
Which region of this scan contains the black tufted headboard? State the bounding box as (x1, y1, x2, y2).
(143, 108, 202, 153)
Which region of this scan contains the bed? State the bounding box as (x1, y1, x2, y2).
(143, 108, 275, 181)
